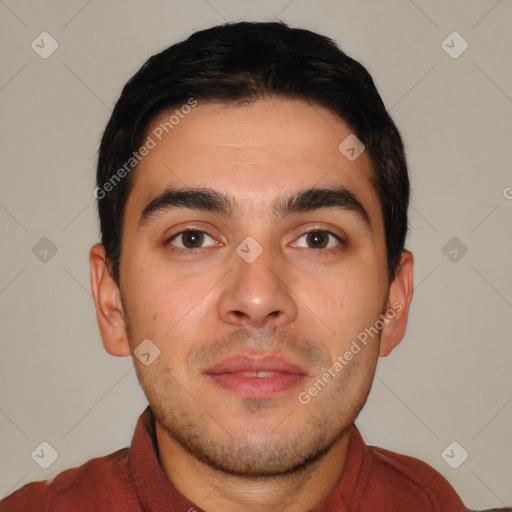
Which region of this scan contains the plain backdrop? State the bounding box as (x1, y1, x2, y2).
(1, 0, 511, 509)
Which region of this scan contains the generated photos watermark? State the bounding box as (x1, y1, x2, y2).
(94, 97, 198, 200)
(298, 301, 403, 405)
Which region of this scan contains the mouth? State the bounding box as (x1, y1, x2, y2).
(203, 353, 308, 399)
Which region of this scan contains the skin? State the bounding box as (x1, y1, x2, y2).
(90, 97, 414, 511)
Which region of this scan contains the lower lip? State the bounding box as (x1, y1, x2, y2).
(206, 373, 306, 399)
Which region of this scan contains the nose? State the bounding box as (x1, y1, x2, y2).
(217, 242, 298, 330)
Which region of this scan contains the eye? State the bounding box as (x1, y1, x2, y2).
(291, 230, 344, 251)
(166, 230, 218, 251)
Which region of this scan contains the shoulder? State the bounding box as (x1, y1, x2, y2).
(363, 442, 466, 511)
(0, 448, 138, 512)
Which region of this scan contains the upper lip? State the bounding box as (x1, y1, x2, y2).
(204, 353, 308, 376)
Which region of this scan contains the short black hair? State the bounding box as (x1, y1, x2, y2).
(96, 21, 409, 285)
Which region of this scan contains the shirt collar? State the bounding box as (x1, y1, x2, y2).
(128, 406, 197, 511)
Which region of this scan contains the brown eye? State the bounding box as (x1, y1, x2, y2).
(168, 230, 216, 250)
(292, 230, 343, 251)
(306, 232, 329, 249)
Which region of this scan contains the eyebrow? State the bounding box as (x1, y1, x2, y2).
(138, 186, 372, 230)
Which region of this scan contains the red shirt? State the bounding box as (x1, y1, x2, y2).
(0, 406, 467, 511)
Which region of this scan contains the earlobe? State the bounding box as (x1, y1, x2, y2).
(89, 243, 131, 357)
(379, 250, 414, 357)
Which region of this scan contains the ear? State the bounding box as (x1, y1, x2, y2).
(89, 243, 131, 357)
(379, 250, 414, 357)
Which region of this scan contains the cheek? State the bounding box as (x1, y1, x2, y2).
(303, 267, 384, 331)
(121, 255, 175, 341)
(296, 274, 385, 377)
(121, 253, 219, 350)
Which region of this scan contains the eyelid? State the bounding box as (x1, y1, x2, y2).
(163, 222, 222, 243)
(288, 223, 347, 244)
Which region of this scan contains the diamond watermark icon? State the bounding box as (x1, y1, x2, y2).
(236, 236, 263, 264)
(32, 237, 58, 263)
(31, 32, 59, 59)
(442, 237, 468, 263)
(441, 32, 468, 59)
(338, 134, 365, 161)
(441, 441, 468, 469)
(134, 338, 160, 366)
(31, 441, 59, 469)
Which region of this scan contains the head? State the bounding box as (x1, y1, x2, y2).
(90, 21, 414, 477)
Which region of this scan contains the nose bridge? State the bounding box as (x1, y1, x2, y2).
(217, 234, 298, 328)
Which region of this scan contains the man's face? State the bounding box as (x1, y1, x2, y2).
(119, 97, 391, 476)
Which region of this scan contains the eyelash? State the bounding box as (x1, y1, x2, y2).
(164, 228, 346, 256)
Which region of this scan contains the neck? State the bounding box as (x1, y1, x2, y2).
(154, 421, 353, 512)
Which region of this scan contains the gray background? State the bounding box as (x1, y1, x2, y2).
(1, 0, 511, 509)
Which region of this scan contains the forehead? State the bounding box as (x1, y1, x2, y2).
(126, 97, 381, 225)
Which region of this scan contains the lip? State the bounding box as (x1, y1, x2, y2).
(204, 353, 308, 399)
(204, 353, 308, 375)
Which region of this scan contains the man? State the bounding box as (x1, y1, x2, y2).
(1, 20, 476, 511)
